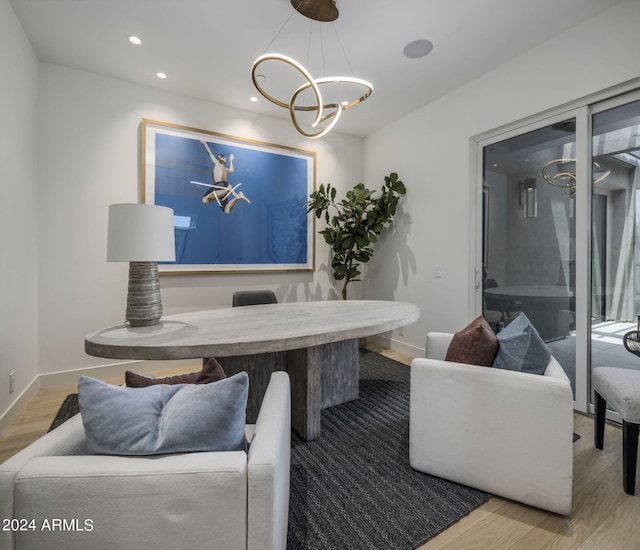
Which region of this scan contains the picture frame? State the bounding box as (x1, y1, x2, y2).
(141, 119, 316, 274)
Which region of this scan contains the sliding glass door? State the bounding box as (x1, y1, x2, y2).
(589, 96, 640, 414)
(482, 118, 577, 394)
(477, 88, 640, 412)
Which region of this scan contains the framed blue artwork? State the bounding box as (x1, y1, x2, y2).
(141, 119, 315, 273)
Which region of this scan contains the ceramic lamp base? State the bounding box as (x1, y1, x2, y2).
(126, 261, 163, 326)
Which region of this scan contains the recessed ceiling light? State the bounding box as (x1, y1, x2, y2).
(403, 39, 433, 59)
(250, 96, 259, 102)
(128, 36, 142, 45)
(255, 74, 266, 83)
(156, 72, 167, 79)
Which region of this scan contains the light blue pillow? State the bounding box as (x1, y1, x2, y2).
(78, 372, 248, 456)
(492, 313, 551, 375)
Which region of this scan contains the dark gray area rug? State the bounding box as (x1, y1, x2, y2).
(287, 349, 490, 550)
(48, 350, 491, 549)
(48, 392, 79, 432)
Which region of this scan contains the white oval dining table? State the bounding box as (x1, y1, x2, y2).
(86, 300, 420, 440)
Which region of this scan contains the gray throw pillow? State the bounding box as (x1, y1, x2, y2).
(78, 372, 248, 456)
(492, 313, 551, 375)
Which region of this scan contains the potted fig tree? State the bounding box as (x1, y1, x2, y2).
(306, 172, 406, 300)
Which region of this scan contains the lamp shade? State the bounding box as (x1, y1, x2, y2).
(107, 203, 176, 262)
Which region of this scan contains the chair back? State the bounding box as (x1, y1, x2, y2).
(623, 331, 640, 358)
(233, 290, 278, 307)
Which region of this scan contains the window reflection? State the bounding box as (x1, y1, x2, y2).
(483, 120, 577, 392)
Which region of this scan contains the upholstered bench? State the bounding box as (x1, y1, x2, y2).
(593, 366, 640, 495)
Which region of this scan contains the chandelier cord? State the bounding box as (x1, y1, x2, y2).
(320, 24, 326, 76)
(332, 22, 355, 76)
(306, 19, 313, 68)
(302, 20, 314, 107)
(262, 4, 301, 54)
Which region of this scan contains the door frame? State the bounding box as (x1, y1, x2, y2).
(591, 193, 607, 321)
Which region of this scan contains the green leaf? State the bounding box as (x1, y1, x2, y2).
(355, 235, 370, 247)
(393, 180, 406, 194)
(342, 237, 354, 250)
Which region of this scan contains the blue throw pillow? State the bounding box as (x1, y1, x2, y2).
(78, 372, 248, 456)
(492, 313, 551, 375)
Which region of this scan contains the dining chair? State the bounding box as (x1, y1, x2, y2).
(483, 278, 521, 323)
(593, 366, 640, 495)
(232, 290, 278, 307)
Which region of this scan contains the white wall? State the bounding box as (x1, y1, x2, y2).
(362, 0, 640, 355)
(0, 0, 40, 419)
(36, 63, 364, 376)
(3, 0, 639, 422)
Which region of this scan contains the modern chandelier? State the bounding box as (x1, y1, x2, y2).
(251, 0, 373, 139)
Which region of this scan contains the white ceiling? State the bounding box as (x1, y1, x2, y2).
(10, 0, 623, 137)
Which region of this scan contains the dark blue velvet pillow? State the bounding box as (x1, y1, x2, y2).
(78, 372, 248, 455)
(492, 313, 551, 375)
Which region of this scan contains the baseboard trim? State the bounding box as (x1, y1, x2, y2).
(0, 377, 40, 437)
(0, 359, 202, 438)
(39, 358, 201, 389)
(368, 334, 423, 358)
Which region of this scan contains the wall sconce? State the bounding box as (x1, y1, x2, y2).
(520, 178, 537, 218)
(107, 203, 176, 326)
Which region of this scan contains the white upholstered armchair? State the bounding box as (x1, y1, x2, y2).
(409, 332, 573, 515)
(0, 372, 291, 550)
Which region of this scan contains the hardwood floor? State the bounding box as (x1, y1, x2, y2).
(1, 346, 637, 549)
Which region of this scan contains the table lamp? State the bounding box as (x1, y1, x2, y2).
(107, 203, 176, 326)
